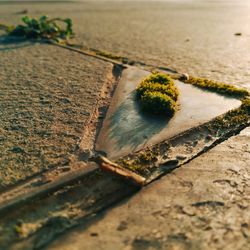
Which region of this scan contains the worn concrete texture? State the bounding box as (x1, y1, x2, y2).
(1, 0, 250, 88)
(0, 43, 112, 188)
(47, 127, 250, 250)
(0, 1, 249, 249)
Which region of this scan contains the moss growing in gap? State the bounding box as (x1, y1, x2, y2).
(136, 72, 179, 116)
(183, 76, 249, 98)
(117, 98, 249, 176)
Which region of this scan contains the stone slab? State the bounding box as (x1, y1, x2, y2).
(0, 43, 112, 188)
(96, 67, 241, 160)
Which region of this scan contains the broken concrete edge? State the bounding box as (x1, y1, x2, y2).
(116, 99, 250, 178)
(0, 157, 145, 217)
(0, 63, 124, 214)
(94, 156, 146, 187)
(0, 163, 99, 216)
(12, 182, 140, 250)
(78, 63, 123, 154)
(1, 99, 248, 216)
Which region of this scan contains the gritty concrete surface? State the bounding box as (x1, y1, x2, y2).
(47, 127, 250, 250)
(0, 42, 112, 188)
(1, 0, 250, 88)
(0, 1, 249, 249)
(96, 66, 241, 159)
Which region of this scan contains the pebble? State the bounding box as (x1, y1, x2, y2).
(206, 134, 213, 140)
(176, 155, 187, 160)
(90, 232, 98, 237)
(179, 73, 189, 81)
(117, 221, 128, 231)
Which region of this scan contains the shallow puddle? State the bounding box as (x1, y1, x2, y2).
(96, 67, 241, 159)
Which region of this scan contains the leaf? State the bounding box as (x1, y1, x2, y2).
(3, 15, 74, 41)
(22, 16, 32, 25)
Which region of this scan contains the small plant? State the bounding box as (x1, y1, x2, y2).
(0, 15, 73, 41)
(136, 72, 179, 116)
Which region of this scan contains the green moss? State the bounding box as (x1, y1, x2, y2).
(136, 73, 179, 116)
(95, 51, 122, 60)
(212, 98, 250, 130)
(137, 82, 179, 101)
(116, 150, 159, 175)
(184, 76, 249, 98)
(117, 98, 249, 176)
(138, 151, 157, 163)
(143, 72, 174, 85)
(141, 91, 176, 116)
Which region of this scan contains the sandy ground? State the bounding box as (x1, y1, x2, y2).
(48, 127, 250, 250)
(0, 43, 112, 188)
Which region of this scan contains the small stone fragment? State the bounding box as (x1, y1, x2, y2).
(206, 134, 213, 140)
(182, 206, 196, 216)
(179, 73, 189, 81)
(176, 155, 187, 160)
(90, 232, 98, 237)
(234, 32, 242, 36)
(117, 221, 128, 231)
(9, 146, 25, 154)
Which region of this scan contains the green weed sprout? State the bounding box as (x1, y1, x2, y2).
(0, 15, 73, 42)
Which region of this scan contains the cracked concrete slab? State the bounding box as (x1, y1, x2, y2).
(47, 127, 250, 250)
(0, 43, 113, 188)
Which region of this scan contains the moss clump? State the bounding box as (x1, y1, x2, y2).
(1, 15, 73, 41)
(137, 82, 179, 101)
(141, 91, 176, 116)
(143, 73, 174, 85)
(184, 76, 249, 98)
(136, 73, 179, 116)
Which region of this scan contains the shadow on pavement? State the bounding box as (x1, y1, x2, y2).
(0, 35, 35, 51)
(108, 90, 170, 152)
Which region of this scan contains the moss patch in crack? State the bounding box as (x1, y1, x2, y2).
(117, 98, 250, 176)
(136, 73, 179, 116)
(183, 76, 249, 98)
(93, 50, 123, 61)
(116, 150, 159, 176)
(211, 98, 250, 132)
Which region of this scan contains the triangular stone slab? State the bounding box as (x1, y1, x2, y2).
(95, 67, 241, 160)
